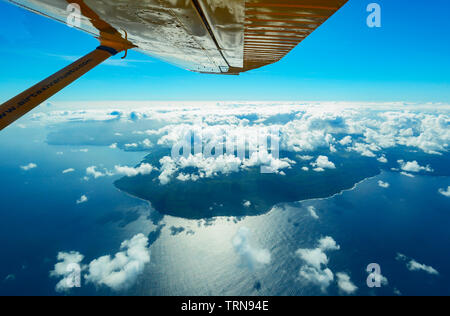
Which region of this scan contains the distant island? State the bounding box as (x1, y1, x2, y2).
(114, 150, 381, 220)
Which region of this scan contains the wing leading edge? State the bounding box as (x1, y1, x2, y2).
(7, 0, 348, 74)
(0, 0, 348, 130)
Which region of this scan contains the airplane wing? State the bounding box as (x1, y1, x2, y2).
(0, 0, 348, 131)
(7, 0, 348, 74)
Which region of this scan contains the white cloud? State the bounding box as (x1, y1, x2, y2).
(109, 143, 118, 149)
(366, 269, 389, 287)
(243, 151, 295, 174)
(311, 156, 336, 170)
(297, 248, 329, 270)
(62, 168, 75, 174)
(20, 163, 37, 171)
(307, 206, 319, 220)
(114, 163, 154, 177)
(339, 136, 352, 146)
(329, 144, 337, 153)
(125, 143, 138, 149)
(318, 236, 340, 251)
(30, 102, 450, 157)
(398, 160, 433, 173)
(86, 166, 105, 179)
(297, 155, 314, 161)
(158, 156, 178, 185)
(336, 272, 358, 295)
(142, 139, 152, 148)
(50, 251, 84, 293)
(232, 227, 271, 270)
(396, 253, 439, 276)
(243, 201, 251, 208)
(31, 102, 450, 185)
(86, 166, 113, 179)
(378, 180, 390, 188)
(438, 186, 450, 197)
(176, 173, 199, 182)
(349, 143, 379, 158)
(401, 172, 415, 178)
(51, 234, 151, 292)
(407, 260, 439, 275)
(299, 265, 334, 292)
(76, 195, 88, 204)
(296, 236, 340, 292)
(85, 234, 151, 291)
(156, 150, 295, 185)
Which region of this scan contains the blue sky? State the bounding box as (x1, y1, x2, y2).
(0, 0, 449, 103)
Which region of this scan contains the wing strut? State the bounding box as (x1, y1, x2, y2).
(0, 45, 123, 131)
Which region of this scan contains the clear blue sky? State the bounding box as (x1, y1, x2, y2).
(0, 0, 449, 103)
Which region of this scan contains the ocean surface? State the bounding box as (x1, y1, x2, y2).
(0, 103, 449, 296)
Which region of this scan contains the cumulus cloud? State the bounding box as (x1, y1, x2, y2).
(232, 227, 271, 270)
(176, 173, 199, 182)
(142, 138, 152, 148)
(318, 236, 341, 251)
(62, 168, 75, 174)
(243, 201, 252, 208)
(156, 150, 294, 185)
(125, 143, 138, 149)
(50, 234, 151, 292)
(377, 155, 388, 163)
(20, 163, 37, 171)
(158, 156, 179, 185)
(114, 163, 154, 177)
(85, 234, 151, 291)
(86, 166, 114, 179)
(296, 236, 340, 292)
(50, 251, 84, 293)
(396, 253, 439, 276)
(336, 272, 358, 295)
(311, 156, 336, 172)
(349, 142, 379, 158)
(407, 260, 439, 275)
(30, 102, 450, 158)
(244, 151, 295, 174)
(398, 160, 433, 173)
(30, 102, 450, 192)
(76, 195, 88, 204)
(307, 206, 319, 219)
(86, 166, 106, 179)
(378, 180, 390, 188)
(438, 186, 450, 197)
(339, 136, 352, 146)
(297, 155, 314, 161)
